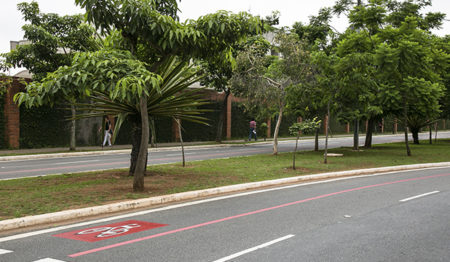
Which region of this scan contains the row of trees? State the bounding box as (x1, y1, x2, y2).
(229, 0, 449, 159)
(1, 0, 448, 191)
(2, 0, 266, 191)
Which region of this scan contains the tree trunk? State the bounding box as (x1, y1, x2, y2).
(353, 119, 359, 151)
(429, 125, 432, 144)
(176, 119, 185, 167)
(129, 116, 141, 176)
(133, 95, 149, 192)
(69, 105, 76, 151)
(273, 107, 283, 155)
(434, 122, 438, 143)
(324, 101, 330, 164)
(314, 127, 319, 151)
(403, 106, 411, 156)
(293, 134, 299, 170)
(411, 127, 420, 144)
(150, 117, 157, 148)
(364, 118, 374, 148)
(216, 90, 230, 143)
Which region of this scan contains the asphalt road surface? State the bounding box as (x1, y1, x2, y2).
(0, 167, 449, 261)
(1, 132, 449, 180)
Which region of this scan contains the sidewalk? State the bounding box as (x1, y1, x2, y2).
(0, 134, 356, 157)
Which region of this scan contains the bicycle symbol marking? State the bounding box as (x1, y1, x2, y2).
(76, 224, 142, 238)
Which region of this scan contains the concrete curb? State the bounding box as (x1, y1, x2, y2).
(1, 162, 449, 231)
(0, 143, 245, 162)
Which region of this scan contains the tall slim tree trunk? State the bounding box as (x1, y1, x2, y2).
(403, 106, 411, 156)
(273, 107, 283, 155)
(293, 134, 299, 170)
(314, 127, 319, 151)
(429, 125, 432, 144)
(364, 118, 374, 148)
(133, 95, 149, 192)
(434, 122, 438, 143)
(176, 119, 185, 167)
(70, 105, 76, 151)
(150, 117, 156, 148)
(353, 119, 359, 151)
(324, 101, 330, 164)
(216, 90, 230, 143)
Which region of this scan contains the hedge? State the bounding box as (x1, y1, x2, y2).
(19, 104, 70, 148)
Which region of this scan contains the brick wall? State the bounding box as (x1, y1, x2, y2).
(3, 77, 27, 149)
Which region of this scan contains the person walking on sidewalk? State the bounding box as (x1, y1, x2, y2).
(101, 116, 113, 147)
(249, 118, 257, 141)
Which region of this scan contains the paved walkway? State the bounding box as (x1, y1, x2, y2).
(0, 139, 269, 156)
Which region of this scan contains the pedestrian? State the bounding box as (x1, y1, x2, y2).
(249, 118, 257, 141)
(100, 116, 113, 147)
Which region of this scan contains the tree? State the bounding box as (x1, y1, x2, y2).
(333, 0, 447, 149)
(232, 32, 313, 155)
(198, 12, 279, 143)
(310, 51, 340, 164)
(290, 7, 337, 152)
(2, 1, 98, 151)
(289, 117, 321, 170)
(16, 0, 263, 192)
(375, 17, 446, 154)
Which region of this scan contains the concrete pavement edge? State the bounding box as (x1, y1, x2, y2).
(1, 161, 450, 232)
(0, 143, 246, 162)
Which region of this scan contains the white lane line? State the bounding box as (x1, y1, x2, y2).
(32, 258, 66, 262)
(212, 235, 295, 262)
(0, 249, 13, 255)
(53, 160, 100, 165)
(400, 191, 440, 202)
(165, 153, 194, 157)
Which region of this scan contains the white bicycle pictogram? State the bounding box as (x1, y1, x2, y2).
(76, 224, 142, 238)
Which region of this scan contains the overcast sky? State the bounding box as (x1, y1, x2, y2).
(1, 0, 449, 63)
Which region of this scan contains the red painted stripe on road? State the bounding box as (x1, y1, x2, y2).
(68, 173, 450, 258)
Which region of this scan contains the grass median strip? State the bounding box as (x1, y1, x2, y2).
(1, 140, 449, 220)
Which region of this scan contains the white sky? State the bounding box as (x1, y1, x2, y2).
(1, 0, 449, 60)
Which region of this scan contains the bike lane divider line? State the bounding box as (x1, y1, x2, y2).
(212, 234, 295, 262)
(68, 173, 450, 258)
(399, 191, 440, 202)
(0, 248, 13, 255)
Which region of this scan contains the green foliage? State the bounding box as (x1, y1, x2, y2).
(20, 104, 69, 148)
(289, 118, 322, 136)
(258, 122, 268, 138)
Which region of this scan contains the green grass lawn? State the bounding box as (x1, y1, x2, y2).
(1, 140, 449, 220)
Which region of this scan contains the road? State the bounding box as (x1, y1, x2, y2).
(1, 132, 449, 180)
(0, 167, 449, 261)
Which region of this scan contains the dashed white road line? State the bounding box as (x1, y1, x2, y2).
(53, 160, 100, 165)
(212, 234, 295, 262)
(400, 191, 440, 202)
(32, 258, 66, 262)
(0, 248, 13, 255)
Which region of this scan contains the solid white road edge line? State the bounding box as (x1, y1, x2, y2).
(212, 235, 295, 262)
(0, 249, 13, 255)
(1, 165, 449, 242)
(399, 191, 440, 202)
